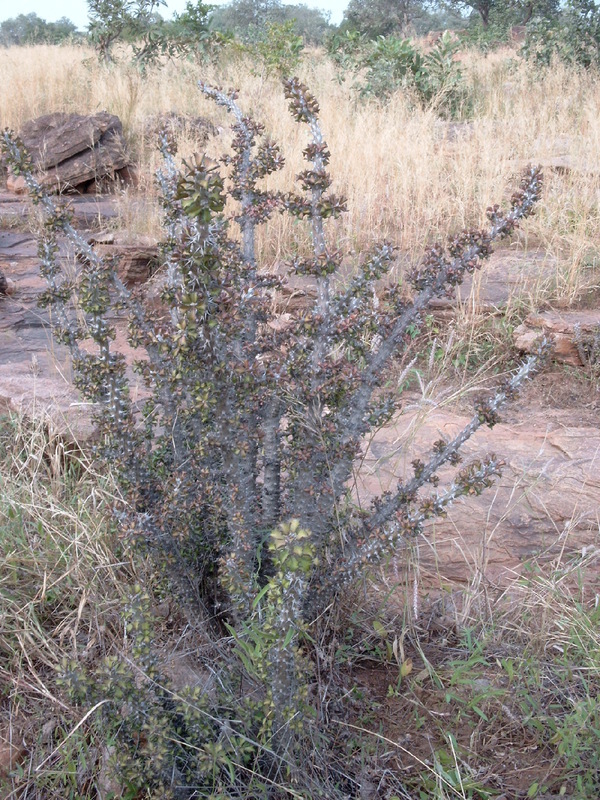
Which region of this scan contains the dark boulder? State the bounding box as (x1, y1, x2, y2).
(7, 112, 130, 194)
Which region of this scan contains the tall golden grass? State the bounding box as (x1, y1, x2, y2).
(1, 43, 600, 302)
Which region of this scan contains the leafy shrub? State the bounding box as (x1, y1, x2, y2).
(326, 28, 367, 78)
(2, 79, 544, 794)
(328, 30, 470, 118)
(87, 0, 219, 67)
(244, 19, 304, 77)
(524, 0, 600, 68)
(58, 588, 267, 799)
(359, 34, 423, 99)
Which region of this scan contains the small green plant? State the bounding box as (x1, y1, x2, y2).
(57, 587, 264, 798)
(550, 695, 600, 795)
(326, 28, 366, 80)
(419, 32, 471, 118)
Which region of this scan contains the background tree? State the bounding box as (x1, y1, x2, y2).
(86, 0, 165, 61)
(341, 0, 430, 37)
(86, 0, 215, 66)
(525, 0, 600, 67)
(210, 0, 331, 43)
(0, 13, 78, 46)
(519, 0, 561, 23)
(167, 0, 215, 41)
(442, 0, 560, 28)
(339, 0, 467, 37)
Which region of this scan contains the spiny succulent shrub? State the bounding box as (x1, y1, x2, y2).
(58, 587, 262, 799)
(3, 79, 544, 792)
(327, 30, 469, 117)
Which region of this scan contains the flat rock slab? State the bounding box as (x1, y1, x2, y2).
(0, 192, 118, 227)
(2, 202, 598, 594)
(0, 228, 88, 435)
(89, 231, 159, 287)
(268, 246, 558, 316)
(356, 405, 600, 589)
(429, 246, 558, 312)
(514, 135, 599, 176)
(0, 221, 151, 439)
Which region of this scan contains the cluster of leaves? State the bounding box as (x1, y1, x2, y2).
(524, 0, 600, 68)
(2, 78, 544, 793)
(53, 527, 337, 799)
(58, 588, 265, 798)
(328, 30, 470, 117)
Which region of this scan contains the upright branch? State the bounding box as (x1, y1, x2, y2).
(314, 344, 549, 609)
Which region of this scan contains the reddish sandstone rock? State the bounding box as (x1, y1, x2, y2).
(88, 231, 159, 287)
(514, 309, 600, 366)
(428, 246, 557, 313)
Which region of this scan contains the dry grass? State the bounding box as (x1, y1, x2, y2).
(0, 413, 139, 796)
(0, 413, 128, 668)
(2, 43, 600, 307)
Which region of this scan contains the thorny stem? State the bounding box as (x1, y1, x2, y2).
(4, 130, 186, 466)
(328, 165, 543, 504)
(321, 458, 502, 599)
(262, 398, 283, 532)
(310, 348, 547, 610)
(366, 349, 544, 533)
(198, 82, 263, 272)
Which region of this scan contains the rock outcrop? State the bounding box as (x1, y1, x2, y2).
(7, 112, 130, 194)
(427, 246, 556, 313)
(514, 309, 600, 366)
(88, 231, 159, 288)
